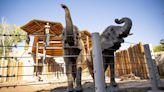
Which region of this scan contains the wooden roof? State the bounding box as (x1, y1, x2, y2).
(21, 20, 92, 56)
(21, 19, 63, 35)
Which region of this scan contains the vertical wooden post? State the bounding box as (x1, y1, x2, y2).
(92, 33, 106, 92)
(139, 42, 148, 79)
(120, 51, 125, 75)
(128, 46, 133, 74)
(134, 44, 141, 77)
(17, 62, 23, 81)
(15, 61, 18, 81)
(6, 59, 11, 82)
(10, 60, 14, 82)
(1, 60, 4, 82)
(9, 59, 14, 82)
(2, 60, 8, 82)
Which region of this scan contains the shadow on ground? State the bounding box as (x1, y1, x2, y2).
(36, 82, 164, 92)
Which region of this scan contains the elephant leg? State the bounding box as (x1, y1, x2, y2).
(86, 58, 94, 80)
(75, 60, 82, 92)
(109, 57, 118, 87)
(65, 58, 74, 92)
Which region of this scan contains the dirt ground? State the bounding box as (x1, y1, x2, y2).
(0, 78, 164, 92)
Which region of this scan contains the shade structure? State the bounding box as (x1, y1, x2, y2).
(21, 19, 92, 56)
(21, 19, 63, 35)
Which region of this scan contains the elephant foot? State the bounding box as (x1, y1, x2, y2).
(110, 82, 118, 88)
(75, 90, 83, 92)
(66, 88, 74, 92)
(75, 86, 83, 92)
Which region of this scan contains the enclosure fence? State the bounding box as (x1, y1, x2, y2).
(0, 33, 163, 92)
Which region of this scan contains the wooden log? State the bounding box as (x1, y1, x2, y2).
(6, 59, 11, 82)
(133, 44, 140, 77)
(14, 61, 18, 81)
(9, 59, 14, 82)
(138, 42, 149, 79)
(2, 60, 8, 82)
(123, 50, 128, 74)
(136, 43, 143, 78)
(0, 60, 4, 82)
(119, 51, 125, 75)
(115, 52, 120, 77)
(129, 45, 137, 75)
(125, 50, 131, 74)
(17, 62, 23, 81)
(118, 51, 123, 76)
(10, 60, 15, 82)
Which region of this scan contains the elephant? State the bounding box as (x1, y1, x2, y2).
(86, 17, 132, 87)
(61, 4, 85, 92)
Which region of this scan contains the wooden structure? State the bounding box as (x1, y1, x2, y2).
(21, 19, 64, 56)
(21, 19, 92, 76)
(21, 19, 92, 56)
(106, 42, 149, 79)
(0, 59, 23, 82)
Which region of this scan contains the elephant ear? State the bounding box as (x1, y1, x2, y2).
(101, 27, 117, 50)
(101, 36, 114, 51)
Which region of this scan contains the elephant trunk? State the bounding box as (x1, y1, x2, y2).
(115, 17, 132, 37)
(61, 4, 74, 45)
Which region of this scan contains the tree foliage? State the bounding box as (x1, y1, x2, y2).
(153, 39, 164, 52)
(0, 24, 26, 57)
(153, 45, 164, 52)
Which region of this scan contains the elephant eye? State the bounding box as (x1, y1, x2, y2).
(108, 33, 110, 36)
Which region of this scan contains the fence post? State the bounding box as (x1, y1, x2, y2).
(92, 32, 106, 92)
(144, 44, 162, 92)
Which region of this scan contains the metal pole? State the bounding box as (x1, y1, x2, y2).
(144, 44, 162, 92)
(92, 32, 106, 92)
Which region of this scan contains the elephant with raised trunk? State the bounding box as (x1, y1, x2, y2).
(61, 4, 84, 92)
(87, 17, 132, 87)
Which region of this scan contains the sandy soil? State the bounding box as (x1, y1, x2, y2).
(0, 71, 164, 92)
(0, 78, 164, 92)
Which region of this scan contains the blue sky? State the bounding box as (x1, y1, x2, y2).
(0, 0, 164, 49)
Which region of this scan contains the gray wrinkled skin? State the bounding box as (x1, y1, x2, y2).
(61, 4, 83, 92)
(86, 17, 132, 87)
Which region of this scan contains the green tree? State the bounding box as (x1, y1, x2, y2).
(153, 39, 164, 52)
(0, 24, 26, 58)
